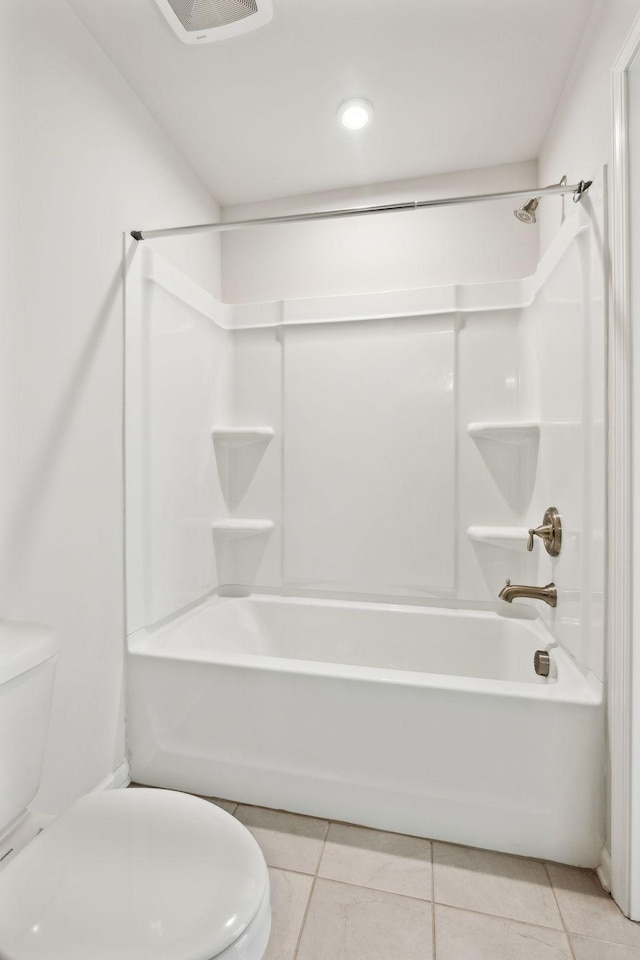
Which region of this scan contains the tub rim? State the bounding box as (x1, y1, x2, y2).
(127, 594, 602, 707)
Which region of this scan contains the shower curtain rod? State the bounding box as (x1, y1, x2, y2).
(131, 179, 592, 241)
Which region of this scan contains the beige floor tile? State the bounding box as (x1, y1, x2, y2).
(435, 903, 572, 959)
(234, 806, 328, 873)
(296, 878, 433, 960)
(202, 797, 237, 815)
(547, 864, 640, 948)
(570, 936, 640, 960)
(264, 868, 313, 960)
(433, 842, 562, 928)
(318, 822, 432, 900)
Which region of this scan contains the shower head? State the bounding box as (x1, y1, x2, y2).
(514, 197, 539, 224)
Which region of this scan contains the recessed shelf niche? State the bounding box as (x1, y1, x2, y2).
(211, 427, 274, 448)
(467, 421, 540, 444)
(467, 420, 540, 512)
(212, 519, 274, 586)
(211, 519, 274, 539)
(211, 427, 275, 509)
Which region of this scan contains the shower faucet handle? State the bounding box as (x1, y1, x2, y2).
(527, 507, 562, 557)
(527, 525, 552, 551)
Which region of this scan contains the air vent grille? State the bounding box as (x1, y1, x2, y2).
(167, 0, 258, 31)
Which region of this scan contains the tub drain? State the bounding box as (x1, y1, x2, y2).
(534, 650, 551, 677)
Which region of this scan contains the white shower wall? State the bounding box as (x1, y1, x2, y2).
(283, 317, 456, 596)
(126, 210, 604, 686)
(520, 215, 605, 681)
(126, 250, 232, 631)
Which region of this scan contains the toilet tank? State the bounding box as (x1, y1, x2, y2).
(0, 623, 58, 832)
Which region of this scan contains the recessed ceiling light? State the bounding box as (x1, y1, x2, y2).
(338, 99, 373, 130)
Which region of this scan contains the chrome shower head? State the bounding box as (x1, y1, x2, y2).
(514, 197, 539, 224)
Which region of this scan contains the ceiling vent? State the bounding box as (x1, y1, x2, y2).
(154, 0, 273, 44)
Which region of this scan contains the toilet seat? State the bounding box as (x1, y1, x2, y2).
(0, 788, 270, 960)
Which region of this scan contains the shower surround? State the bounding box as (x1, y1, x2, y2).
(125, 209, 605, 865)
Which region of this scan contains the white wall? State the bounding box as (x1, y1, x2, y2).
(626, 34, 640, 920)
(539, 0, 640, 245)
(221, 161, 540, 303)
(0, 0, 221, 813)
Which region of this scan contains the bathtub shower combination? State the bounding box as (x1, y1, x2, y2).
(125, 209, 605, 868)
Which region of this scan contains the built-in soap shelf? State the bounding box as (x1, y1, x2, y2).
(467, 421, 540, 445)
(212, 519, 274, 540)
(211, 427, 274, 448)
(467, 526, 529, 550)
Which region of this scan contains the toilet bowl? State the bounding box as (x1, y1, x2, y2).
(0, 789, 270, 960)
(0, 623, 271, 960)
(0, 788, 270, 960)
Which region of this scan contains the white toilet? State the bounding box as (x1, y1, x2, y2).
(0, 623, 271, 960)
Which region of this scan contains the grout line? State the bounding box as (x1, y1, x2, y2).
(315, 818, 330, 872)
(292, 872, 319, 960)
(545, 864, 576, 960)
(269, 867, 435, 899)
(305, 816, 330, 883)
(303, 873, 433, 905)
(434, 901, 570, 935)
(567, 930, 640, 946)
(269, 864, 316, 880)
(431, 840, 437, 960)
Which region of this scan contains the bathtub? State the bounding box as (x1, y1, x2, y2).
(127, 594, 604, 865)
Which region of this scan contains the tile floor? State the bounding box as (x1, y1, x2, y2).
(136, 787, 640, 959)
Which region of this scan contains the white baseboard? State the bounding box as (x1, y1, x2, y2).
(92, 761, 130, 793)
(597, 845, 612, 893)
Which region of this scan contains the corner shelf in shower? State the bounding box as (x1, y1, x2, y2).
(212, 519, 274, 540)
(466, 526, 530, 550)
(467, 421, 540, 444)
(211, 427, 274, 448)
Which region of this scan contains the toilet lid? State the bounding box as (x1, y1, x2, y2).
(0, 789, 269, 960)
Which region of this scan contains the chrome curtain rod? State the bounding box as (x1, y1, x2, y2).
(131, 179, 592, 241)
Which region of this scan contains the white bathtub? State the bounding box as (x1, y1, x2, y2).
(127, 594, 604, 865)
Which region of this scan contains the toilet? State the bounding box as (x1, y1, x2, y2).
(0, 623, 271, 960)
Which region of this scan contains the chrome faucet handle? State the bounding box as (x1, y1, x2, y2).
(526, 507, 562, 557)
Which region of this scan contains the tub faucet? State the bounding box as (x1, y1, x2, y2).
(499, 579, 557, 607)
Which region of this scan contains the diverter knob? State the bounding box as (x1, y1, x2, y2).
(527, 507, 562, 557)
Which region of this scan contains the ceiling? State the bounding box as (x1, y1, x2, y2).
(67, 0, 597, 207)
